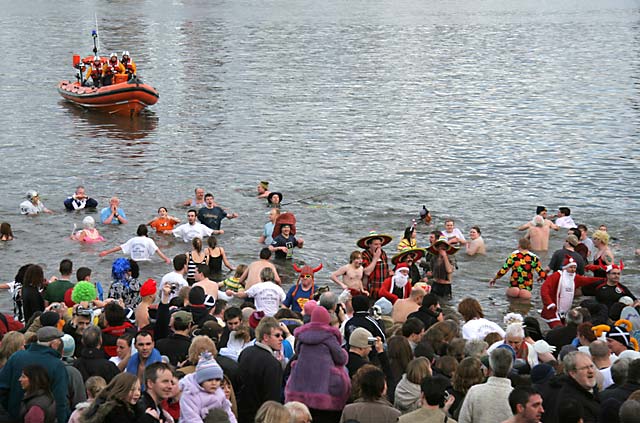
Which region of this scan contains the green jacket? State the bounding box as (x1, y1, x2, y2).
(0, 343, 70, 423)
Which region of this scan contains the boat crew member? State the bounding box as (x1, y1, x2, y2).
(86, 56, 104, 87)
(120, 51, 136, 76)
(102, 53, 125, 86)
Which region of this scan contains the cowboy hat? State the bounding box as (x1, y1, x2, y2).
(272, 212, 296, 238)
(426, 236, 459, 255)
(391, 247, 427, 265)
(356, 231, 393, 249)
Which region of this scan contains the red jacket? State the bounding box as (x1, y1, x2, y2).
(540, 272, 603, 326)
(379, 276, 412, 304)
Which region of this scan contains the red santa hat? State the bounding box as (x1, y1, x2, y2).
(606, 262, 624, 273)
(395, 262, 410, 272)
(562, 255, 578, 270)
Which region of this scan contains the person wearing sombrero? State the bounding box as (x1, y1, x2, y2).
(269, 212, 304, 260)
(358, 231, 393, 301)
(391, 248, 427, 285)
(426, 236, 458, 299)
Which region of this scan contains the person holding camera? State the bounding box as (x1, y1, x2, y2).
(399, 375, 457, 422)
(346, 327, 390, 378)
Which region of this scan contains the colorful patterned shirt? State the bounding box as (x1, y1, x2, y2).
(362, 249, 390, 300)
(495, 250, 546, 291)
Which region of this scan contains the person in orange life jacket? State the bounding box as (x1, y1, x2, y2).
(102, 53, 126, 86)
(379, 262, 412, 304)
(121, 51, 137, 76)
(86, 56, 104, 87)
(540, 255, 604, 329)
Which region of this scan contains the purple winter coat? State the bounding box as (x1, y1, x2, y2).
(285, 322, 351, 410)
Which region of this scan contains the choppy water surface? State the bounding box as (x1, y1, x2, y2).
(1, 0, 639, 322)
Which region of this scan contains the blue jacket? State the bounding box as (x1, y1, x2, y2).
(0, 343, 70, 423)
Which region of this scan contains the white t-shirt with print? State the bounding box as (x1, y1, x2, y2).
(120, 236, 158, 261)
(245, 282, 286, 317)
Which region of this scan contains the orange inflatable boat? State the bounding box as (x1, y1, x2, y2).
(58, 55, 159, 116)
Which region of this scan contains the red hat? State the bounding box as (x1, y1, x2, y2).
(249, 310, 265, 329)
(395, 262, 410, 271)
(606, 262, 624, 273)
(140, 278, 157, 297)
(272, 212, 297, 238)
(562, 255, 578, 270)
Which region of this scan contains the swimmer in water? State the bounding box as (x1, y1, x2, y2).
(257, 181, 271, 199)
(147, 207, 181, 234)
(72, 216, 105, 243)
(183, 187, 206, 208)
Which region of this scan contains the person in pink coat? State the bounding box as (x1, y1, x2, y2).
(285, 306, 351, 423)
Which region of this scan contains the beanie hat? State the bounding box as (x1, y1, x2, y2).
(562, 255, 578, 269)
(607, 325, 631, 349)
(249, 310, 265, 329)
(310, 306, 330, 325)
(530, 363, 556, 385)
(189, 286, 206, 305)
(374, 297, 393, 316)
(123, 307, 136, 324)
(61, 334, 76, 358)
(195, 351, 223, 384)
(349, 327, 373, 349)
(40, 311, 60, 327)
(303, 300, 318, 316)
(140, 279, 157, 298)
(352, 295, 369, 313)
(395, 262, 409, 272)
(72, 281, 97, 304)
(203, 294, 216, 308)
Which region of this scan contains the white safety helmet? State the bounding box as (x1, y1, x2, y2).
(26, 190, 39, 200)
(94, 56, 101, 62)
(82, 216, 96, 229)
(122, 50, 130, 58)
(110, 52, 117, 59)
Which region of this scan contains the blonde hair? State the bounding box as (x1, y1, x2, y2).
(592, 230, 610, 245)
(188, 335, 216, 364)
(0, 331, 24, 367)
(255, 401, 291, 423)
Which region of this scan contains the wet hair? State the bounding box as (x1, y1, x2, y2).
(24, 264, 45, 289)
(187, 209, 197, 216)
(403, 227, 415, 242)
(349, 250, 362, 263)
(453, 357, 484, 393)
(22, 365, 52, 396)
(406, 357, 432, 384)
(173, 254, 187, 271)
(192, 237, 203, 252)
(458, 298, 484, 321)
(76, 267, 91, 282)
(59, 259, 73, 276)
(136, 224, 148, 237)
(471, 226, 481, 235)
(559, 207, 571, 216)
(0, 222, 13, 238)
(157, 207, 167, 213)
(509, 386, 539, 415)
(207, 236, 218, 249)
(259, 248, 271, 260)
